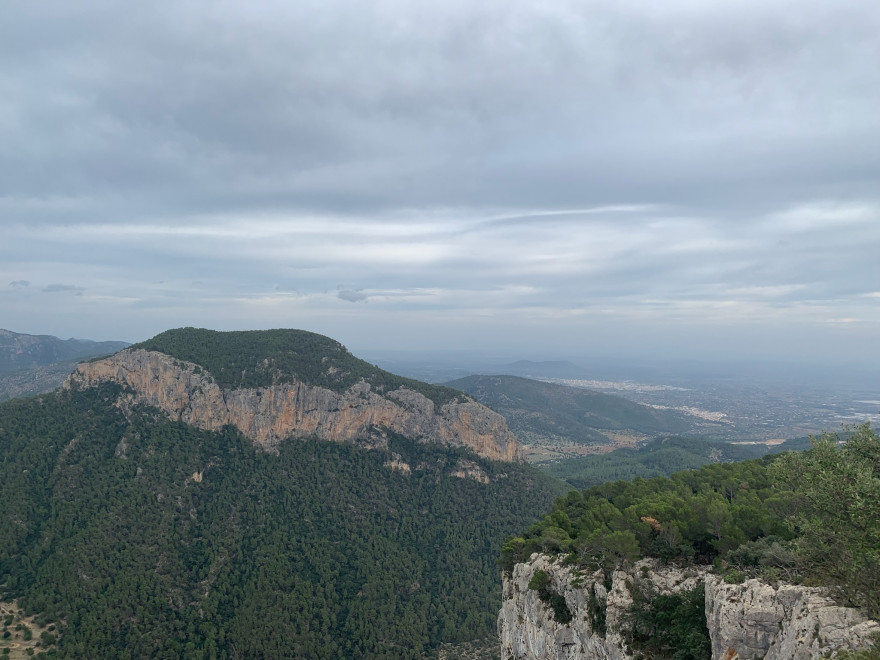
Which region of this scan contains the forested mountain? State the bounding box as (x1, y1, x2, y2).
(0, 329, 568, 659)
(446, 375, 693, 459)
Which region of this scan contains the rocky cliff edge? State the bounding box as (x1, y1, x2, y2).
(499, 554, 879, 660)
(66, 348, 522, 461)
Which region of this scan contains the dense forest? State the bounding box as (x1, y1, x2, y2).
(0, 385, 567, 659)
(132, 327, 465, 406)
(502, 423, 880, 620)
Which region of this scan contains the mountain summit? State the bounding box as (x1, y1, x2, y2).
(68, 327, 521, 461)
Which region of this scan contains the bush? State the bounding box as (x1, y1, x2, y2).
(771, 424, 880, 617)
(587, 584, 606, 636)
(527, 569, 573, 624)
(623, 581, 710, 660)
(723, 569, 745, 584)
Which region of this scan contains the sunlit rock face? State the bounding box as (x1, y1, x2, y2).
(67, 348, 522, 461)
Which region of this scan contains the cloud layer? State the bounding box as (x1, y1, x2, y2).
(1, 0, 878, 363)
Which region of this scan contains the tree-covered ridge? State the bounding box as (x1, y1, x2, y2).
(0, 386, 567, 659)
(0, 328, 128, 374)
(543, 435, 812, 489)
(131, 327, 465, 406)
(502, 424, 880, 619)
(502, 455, 792, 575)
(446, 374, 693, 447)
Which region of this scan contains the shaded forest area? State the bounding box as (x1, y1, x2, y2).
(0, 385, 566, 659)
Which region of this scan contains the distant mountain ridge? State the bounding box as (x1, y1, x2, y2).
(446, 374, 694, 460)
(0, 328, 129, 373)
(0, 329, 130, 402)
(491, 359, 589, 379)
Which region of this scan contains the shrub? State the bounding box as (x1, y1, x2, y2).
(527, 569, 573, 624)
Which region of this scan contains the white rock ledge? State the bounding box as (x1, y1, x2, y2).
(499, 554, 879, 660)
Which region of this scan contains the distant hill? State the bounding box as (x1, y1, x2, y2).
(445, 374, 694, 460)
(0, 329, 128, 373)
(543, 434, 812, 489)
(0, 360, 81, 402)
(0, 329, 129, 401)
(491, 360, 588, 379)
(0, 328, 567, 658)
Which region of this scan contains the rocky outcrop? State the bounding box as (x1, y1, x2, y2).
(498, 554, 707, 660)
(705, 575, 880, 660)
(450, 458, 490, 483)
(66, 349, 521, 461)
(500, 554, 879, 660)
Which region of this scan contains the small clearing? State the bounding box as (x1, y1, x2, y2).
(0, 600, 60, 659)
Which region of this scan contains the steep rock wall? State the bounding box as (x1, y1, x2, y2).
(66, 349, 521, 461)
(498, 554, 707, 660)
(705, 575, 880, 660)
(500, 554, 879, 660)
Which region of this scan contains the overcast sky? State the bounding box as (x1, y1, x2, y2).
(2, 0, 878, 366)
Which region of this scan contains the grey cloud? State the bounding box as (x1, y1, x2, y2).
(9, 280, 30, 288)
(43, 284, 85, 295)
(338, 289, 367, 303)
(0, 0, 877, 364)
(2, 0, 877, 222)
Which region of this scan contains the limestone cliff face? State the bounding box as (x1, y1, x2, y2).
(499, 554, 879, 660)
(66, 349, 521, 461)
(498, 554, 707, 660)
(705, 575, 880, 660)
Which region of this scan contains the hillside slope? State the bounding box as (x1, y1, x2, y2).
(0, 329, 129, 402)
(446, 374, 693, 460)
(0, 329, 128, 373)
(0, 328, 568, 658)
(544, 435, 811, 489)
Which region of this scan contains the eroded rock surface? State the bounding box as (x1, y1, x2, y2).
(500, 554, 879, 660)
(67, 349, 521, 461)
(498, 555, 707, 660)
(705, 575, 880, 660)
